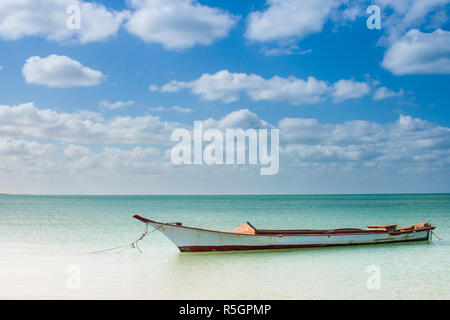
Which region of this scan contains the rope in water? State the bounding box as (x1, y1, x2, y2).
(91, 223, 161, 254)
(431, 230, 442, 241)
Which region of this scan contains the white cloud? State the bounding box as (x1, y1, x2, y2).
(22, 55, 104, 88)
(171, 106, 192, 113)
(245, 0, 343, 42)
(149, 84, 159, 92)
(161, 80, 193, 93)
(203, 109, 272, 130)
(161, 70, 329, 104)
(0, 103, 178, 144)
(374, 2, 450, 76)
(0, 138, 57, 177)
(0, 138, 53, 157)
(99, 100, 135, 109)
(331, 79, 370, 102)
(148, 106, 192, 113)
(160, 70, 374, 105)
(245, 0, 449, 45)
(283, 144, 377, 162)
(261, 46, 312, 57)
(382, 29, 450, 75)
(0, 106, 449, 193)
(0, 139, 163, 179)
(0, 65, 3, 70)
(279, 114, 450, 167)
(125, 0, 238, 49)
(149, 106, 166, 112)
(0, 0, 127, 43)
(64, 144, 91, 158)
(66, 146, 161, 173)
(279, 117, 384, 146)
(244, 0, 450, 79)
(377, 0, 450, 39)
(373, 87, 404, 100)
(75, 110, 104, 121)
(0, 0, 240, 49)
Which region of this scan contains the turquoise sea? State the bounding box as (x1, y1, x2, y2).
(0, 194, 449, 299)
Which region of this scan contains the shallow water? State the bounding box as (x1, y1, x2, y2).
(0, 194, 449, 299)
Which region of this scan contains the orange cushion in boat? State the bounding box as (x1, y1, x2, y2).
(234, 224, 256, 234)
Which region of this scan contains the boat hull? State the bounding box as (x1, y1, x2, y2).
(142, 220, 432, 252)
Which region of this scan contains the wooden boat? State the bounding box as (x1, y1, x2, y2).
(133, 215, 435, 252)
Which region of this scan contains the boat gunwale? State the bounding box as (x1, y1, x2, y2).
(177, 236, 431, 252)
(132, 215, 435, 237)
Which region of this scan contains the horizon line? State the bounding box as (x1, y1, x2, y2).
(1, 192, 449, 196)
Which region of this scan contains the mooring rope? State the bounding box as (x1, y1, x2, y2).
(431, 230, 442, 241)
(91, 223, 161, 254)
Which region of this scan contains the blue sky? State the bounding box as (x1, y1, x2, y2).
(0, 0, 449, 194)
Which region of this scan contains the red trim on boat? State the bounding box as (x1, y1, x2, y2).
(254, 228, 383, 235)
(178, 236, 430, 252)
(133, 215, 156, 223)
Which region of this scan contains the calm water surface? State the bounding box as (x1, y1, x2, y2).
(0, 194, 449, 299)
